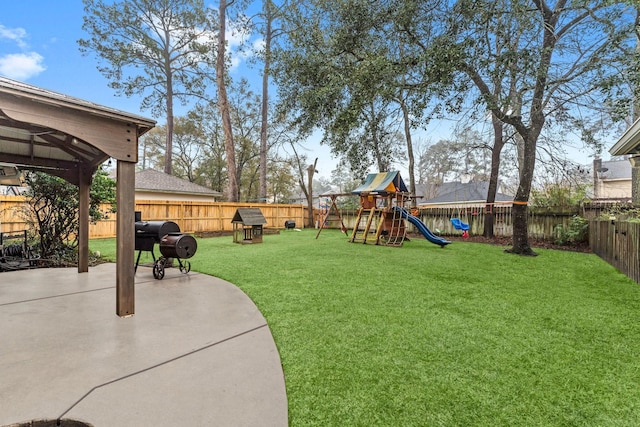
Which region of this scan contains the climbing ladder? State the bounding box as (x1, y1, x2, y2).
(349, 207, 382, 244)
(381, 193, 408, 246)
(381, 207, 406, 247)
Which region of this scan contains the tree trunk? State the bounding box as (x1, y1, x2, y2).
(634, 8, 640, 124)
(400, 100, 416, 206)
(306, 159, 317, 227)
(632, 164, 640, 205)
(217, 0, 239, 202)
(164, 107, 174, 175)
(483, 114, 505, 237)
(632, 9, 640, 205)
(506, 130, 537, 256)
(164, 49, 174, 175)
(259, 0, 273, 202)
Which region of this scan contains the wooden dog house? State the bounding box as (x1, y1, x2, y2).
(232, 208, 267, 244)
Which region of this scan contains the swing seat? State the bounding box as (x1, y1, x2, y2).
(450, 218, 469, 231)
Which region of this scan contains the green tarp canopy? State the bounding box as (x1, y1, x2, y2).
(352, 171, 408, 195)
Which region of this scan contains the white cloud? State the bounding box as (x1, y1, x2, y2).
(252, 38, 265, 56)
(229, 55, 241, 70)
(0, 52, 46, 80)
(0, 24, 45, 79)
(225, 18, 251, 71)
(226, 24, 249, 50)
(0, 24, 28, 49)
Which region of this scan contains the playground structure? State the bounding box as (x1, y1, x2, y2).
(315, 194, 349, 239)
(350, 171, 409, 246)
(317, 171, 450, 247)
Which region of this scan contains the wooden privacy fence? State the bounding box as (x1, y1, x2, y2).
(589, 219, 640, 284)
(0, 196, 26, 234)
(325, 205, 582, 240)
(418, 206, 583, 238)
(0, 196, 308, 238)
(1, 194, 608, 242)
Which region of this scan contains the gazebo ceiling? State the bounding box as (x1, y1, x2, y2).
(0, 112, 105, 175)
(0, 76, 155, 185)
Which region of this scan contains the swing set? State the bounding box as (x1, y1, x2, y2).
(450, 206, 470, 238)
(315, 193, 349, 239)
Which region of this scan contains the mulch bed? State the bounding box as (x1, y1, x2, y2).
(433, 234, 591, 253)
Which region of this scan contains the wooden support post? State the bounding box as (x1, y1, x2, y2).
(374, 210, 386, 245)
(362, 208, 377, 244)
(315, 195, 347, 239)
(116, 161, 136, 317)
(350, 208, 364, 242)
(77, 166, 93, 273)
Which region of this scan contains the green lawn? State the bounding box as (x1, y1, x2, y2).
(91, 229, 640, 426)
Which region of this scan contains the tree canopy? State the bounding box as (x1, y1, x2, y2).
(272, 0, 637, 254)
(79, 0, 215, 174)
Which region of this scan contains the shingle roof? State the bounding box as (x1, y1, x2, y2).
(419, 181, 513, 204)
(135, 169, 221, 197)
(231, 208, 267, 225)
(600, 159, 631, 180)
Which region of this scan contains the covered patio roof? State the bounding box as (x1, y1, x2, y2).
(0, 76, 155, 316)
(610, 116, 640, 156)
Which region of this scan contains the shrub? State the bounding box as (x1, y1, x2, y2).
(531, 183, 589, 209)
(21, 170, 116, 262)
(599, 203, 640, 221)
(554, 215, 589, 245)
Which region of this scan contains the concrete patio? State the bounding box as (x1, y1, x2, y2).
(0, 263, 287, 426)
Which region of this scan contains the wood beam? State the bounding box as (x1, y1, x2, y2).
(0, 94, 139, 162)
(116, 160, 136, 317)
(0, 153, 79, 172)
(77, 166, 93, 273)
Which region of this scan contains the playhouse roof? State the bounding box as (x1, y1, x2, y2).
(231, 208, 267, 225)
(352, 171, 408, 195)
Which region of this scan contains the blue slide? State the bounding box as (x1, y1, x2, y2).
(393, 207, 451, 247)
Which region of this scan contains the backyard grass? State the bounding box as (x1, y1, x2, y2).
(91, 229, 640, 426)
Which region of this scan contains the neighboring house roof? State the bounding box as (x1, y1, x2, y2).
(231, 208, 267, 225)
(352, 171, 408, 195)
(419, 181, 513, 205)
(135, 169, 221, 198)
(599, 159, 631, 180)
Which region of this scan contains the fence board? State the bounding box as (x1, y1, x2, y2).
(589, 219, 640, 284)
(0, 196, 28, 234)
(0, 196, 308, 238)
(325, 206, 578, 240)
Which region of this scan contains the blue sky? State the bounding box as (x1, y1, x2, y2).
(0, 0, 258, 118)
(0, 1, 146, 115)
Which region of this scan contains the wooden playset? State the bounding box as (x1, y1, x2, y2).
(316, 171, 451, 248)
(348, 171, 410, 246)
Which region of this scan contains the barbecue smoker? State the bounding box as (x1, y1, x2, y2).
(135, 219, 197, 280)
